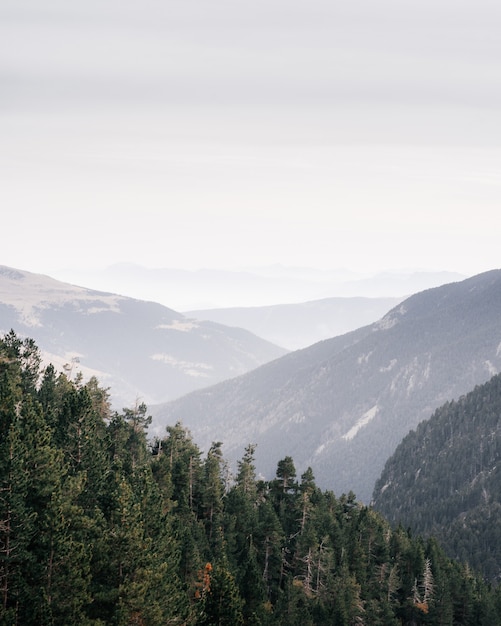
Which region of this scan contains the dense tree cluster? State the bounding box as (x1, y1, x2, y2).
(1, 332, 500, 625)
(373, 372, 501, 583)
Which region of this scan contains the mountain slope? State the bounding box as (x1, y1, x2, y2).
(152, 269, 501, 502)
(186, 295, 403, 350)
(0, 266, 287, 408)
(372, 372, 501, 581)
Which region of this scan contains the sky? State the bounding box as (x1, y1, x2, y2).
(1, 0, 501, 297)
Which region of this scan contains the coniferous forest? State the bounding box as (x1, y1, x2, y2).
(1, 332, 501, 625)
(373, 372, 501, 583)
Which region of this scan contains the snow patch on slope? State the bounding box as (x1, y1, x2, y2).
(151, 353, 213, 377)
(357, 351, 373, 365)
(342, 405, 379, 441)
(288, 412, 306, 424)
(485, 360, 498, 376)
(380, 359, 397, 372)
(157, 320, 199, 332)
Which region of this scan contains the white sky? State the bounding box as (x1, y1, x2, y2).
(1, 0, 501, 283)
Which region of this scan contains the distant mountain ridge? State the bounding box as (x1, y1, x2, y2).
(152, 269, 501, 503)
(372, 372, 501, 581)
(0, 265, 287, 408)
(186, 296, 404, 350)
(51, 263, 465, 310)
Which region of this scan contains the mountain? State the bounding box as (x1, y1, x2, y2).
(186, 296, 404, 350)
(0, 266, 287, 409)
(51, 263, 465, 310)
(151, 269, 501, 503)
(372, 372, 501, 582)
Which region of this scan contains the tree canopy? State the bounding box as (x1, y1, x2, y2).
(1, 332, 500, 625)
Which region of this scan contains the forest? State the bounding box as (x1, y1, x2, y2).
(373, 371, 501, 582)
(1, 331, 501, 625)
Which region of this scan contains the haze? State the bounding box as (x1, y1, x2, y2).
(1, 0, 500, 306)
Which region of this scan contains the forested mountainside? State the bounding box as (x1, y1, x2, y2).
(152, 269, 501, 502)
(372, 372, 501, 583)
(0, 265, 286, 408)
(2, 333, 501, 625)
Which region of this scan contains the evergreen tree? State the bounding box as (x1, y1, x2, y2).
(224, 445, 260, 576)
(196, 561, 244, 626)
(256, 500, 283, 602)
(202, 442, 225, 550)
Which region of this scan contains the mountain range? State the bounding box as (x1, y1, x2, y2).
(151, 269, 501, 503)
(0, 265, 287, 409)
(0, 264, 453, 409)
(185, 296, 403, 350)
(2, 262, 499, 507)
(51, 263, 465, 310)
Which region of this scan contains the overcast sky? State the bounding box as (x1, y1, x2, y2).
(1, 0, 501, 285)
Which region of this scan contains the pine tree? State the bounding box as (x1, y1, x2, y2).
(257, 500, 283, 602)
(224, 445, 260, 576)
(196, 561, 244, 626)
(202, 442, 225, 549)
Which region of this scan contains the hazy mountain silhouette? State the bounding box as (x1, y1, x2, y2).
(0, 266, 287, 409)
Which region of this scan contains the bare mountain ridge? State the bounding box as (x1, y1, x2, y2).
(152, 269, 501, 503)
(0, 265, 287, 408)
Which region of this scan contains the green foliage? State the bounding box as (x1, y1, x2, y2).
(373, 372, 501, 582)
(195, 561, 244, 626)
(1, 333, 500, 625)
